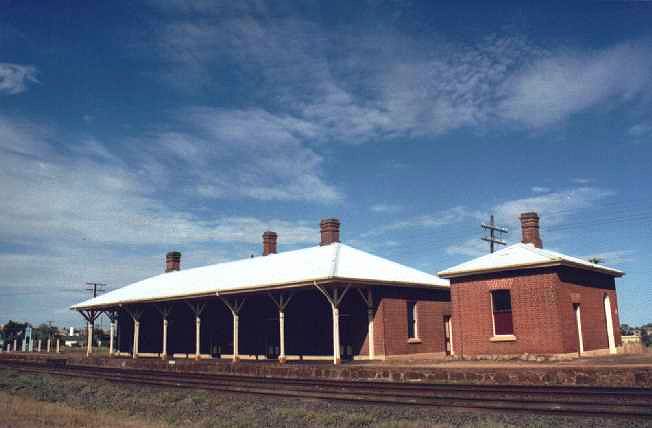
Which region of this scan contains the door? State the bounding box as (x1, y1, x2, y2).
(603, 294, 617, 354)
(573, 303, 584, 355)
(443, 316, 452, 356)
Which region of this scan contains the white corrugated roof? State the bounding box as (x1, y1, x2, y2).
(438, 243, 624, 278)
(71, 243, 449, 310)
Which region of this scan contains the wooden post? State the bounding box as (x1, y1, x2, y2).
(133, 320, 140, 359)
(315, 282, 351, 365)
(357, 288, 375, 360)
(162, 318, 168, 358)
(109, 321, 116, 356)
(218, 296, 245, 363)
(332, 305, 340, 364)
(56, 339, 60, 353)
(37, 339, 42, 353)
(278, 310, 286, 362)
(232, 314, 239, 361)
(195, 316, 201, 359)
(47, 338, 51, 353)
(268, 292, 294, 363)
(86, 322, 93, 356)
(13, 339, 16, 352)
(185, 302, 206, 360)
(156, 305, 173, 359)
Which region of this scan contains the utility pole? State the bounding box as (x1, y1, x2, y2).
(86, 282, 106, 298)
(481, 215, 508, 253)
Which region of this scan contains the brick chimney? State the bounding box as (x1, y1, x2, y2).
(520, 212, 543, 248)
(165, 251, 181, 272)
(262, 231, 278, 256)
(320, 218, 340, 246)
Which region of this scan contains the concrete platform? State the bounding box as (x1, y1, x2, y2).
(2, 351, 651, 388)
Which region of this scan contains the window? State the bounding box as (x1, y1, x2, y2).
(491, 290, 513, 336)
(407, 301, 418, 339)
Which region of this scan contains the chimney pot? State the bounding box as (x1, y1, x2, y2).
(165, 251, 181, 272)
(520, 212, 543, 248)
(262, 231, 278, 256)
(320, 218, 340, 246)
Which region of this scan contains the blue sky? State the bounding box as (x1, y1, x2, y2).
(1, 1, 651, 328)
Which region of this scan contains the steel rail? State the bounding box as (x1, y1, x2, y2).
(1, 358, 650, 418)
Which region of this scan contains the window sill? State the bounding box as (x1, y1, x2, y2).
(407, 338, 422, 344)
(490, 335, 517, 342)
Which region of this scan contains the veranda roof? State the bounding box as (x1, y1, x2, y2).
(71, 243, 449, 310)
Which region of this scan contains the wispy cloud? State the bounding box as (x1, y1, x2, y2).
(144, 4, 652, 138)
(531, 186, 550, 193)
(362, 206, 482, 237)
(498, 41, 652, 127)
(627, 122, 652, 143)
(0, 63, 38, 95)
(370, 203, 402, 213)
(445, 186, 615, 257)
(579, 250, 635, 266)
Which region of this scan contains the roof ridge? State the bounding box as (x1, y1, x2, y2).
(330, 242, 341, 278)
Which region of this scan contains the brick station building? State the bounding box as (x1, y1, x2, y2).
(72, 219, 452, 363)
(71, 213, 625, 363)
(438, 212, 624, 358)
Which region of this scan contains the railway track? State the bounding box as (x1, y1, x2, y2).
(1, 358, 651, 418)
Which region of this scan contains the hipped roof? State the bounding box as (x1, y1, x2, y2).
(438, 243, 624, 279)
(71, 243, 449, 310)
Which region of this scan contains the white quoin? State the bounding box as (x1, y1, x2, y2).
(195, 316, 201, 359)
(133, 320, 140, 359)
(109, 321, 116, 356)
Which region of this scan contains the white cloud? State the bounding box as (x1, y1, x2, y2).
(0, 63, 38, 95)
(146, 107, 340, 203)
(579, 250, 635, 266)
(446, 238, 488, 258)
(362, 206, 482, 237)
(531, 186, 550, 193)
(499, 41, 652, 127)
(147, 9, 652, 137)
(628, 122, 652, 143)
(493, 187, 614, 229)
(370, 203, 402, 213)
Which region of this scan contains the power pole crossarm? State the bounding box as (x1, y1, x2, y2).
(481, 215, 508, 254)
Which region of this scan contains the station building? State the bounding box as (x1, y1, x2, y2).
(438, 212, 624, 358)
(72, 219, 452, 363)
(71, 213, 625, 363)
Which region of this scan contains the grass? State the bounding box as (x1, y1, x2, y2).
(0, 391, 165, 428)
(0, 368, 649, 427)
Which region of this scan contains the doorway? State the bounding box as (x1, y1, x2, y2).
(573, 303, 584, 355)
(603, 294, 617, 354)
(444, 316, 453, 356)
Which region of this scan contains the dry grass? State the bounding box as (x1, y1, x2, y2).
(1, 368, 649, 428)
(0, 391, 166, 428)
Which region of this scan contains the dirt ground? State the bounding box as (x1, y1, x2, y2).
(0, 368, 650, 428)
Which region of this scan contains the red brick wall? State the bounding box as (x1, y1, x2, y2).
(451, 269, 564, 356)
(556, 268, 621, 353)
(375, 288, 451, 356)
(450, 267, 622, 356)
